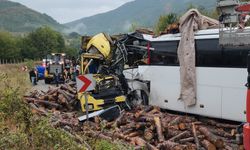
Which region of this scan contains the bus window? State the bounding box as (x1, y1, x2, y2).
(196, 39, 223, 67)
(150, 41, 179, 66)
(151, 51, 179, 65)
(149, 38, 250, 68)
(223, 47, 249, 68)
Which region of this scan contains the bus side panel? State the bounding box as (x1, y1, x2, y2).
(138, 66, 246, 122)
(139, 66, 222, 118)
(222, 88, 246, 121)
(197, 67, 246, 121)
(194, 85, 222, 118)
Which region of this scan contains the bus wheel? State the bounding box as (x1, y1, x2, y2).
(128, 90, 149, 108)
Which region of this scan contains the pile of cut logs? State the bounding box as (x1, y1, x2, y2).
(24, 82, 78, 115)
(24, 83, 244, 150)
(82, 106, 244, 150)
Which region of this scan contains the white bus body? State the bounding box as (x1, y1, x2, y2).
(125, 28, 248, 122)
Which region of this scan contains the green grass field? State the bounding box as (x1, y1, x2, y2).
(0, 63, 131, 150)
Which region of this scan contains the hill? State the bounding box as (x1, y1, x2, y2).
(0, 0, 64, 32)
(65, 0, 217, 35)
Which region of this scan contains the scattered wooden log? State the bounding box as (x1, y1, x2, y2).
(144, 128, 154, 141)
(179, 135, 205, 144)
(169, 130, 191, 142)
(157, 141, 186, 150)
(134, 106, 154, 118)
(201, 139, 216, 150)
(113, 110, 126, 127)
(58, 89, 72, 102)
(192, 123, 201, 149)
(199, 118, 238, 129)
(86, 130, 112, 141)
(131, 137, 158, 150)
(210, 128, 234, 139)
(231, 129, 237, 136)
(178, 123, 187, 130)
(61, 84, 76, 94)
(154, 117, 165, 142)
(168, 116, 182, 126)
(198, 126, 224, 148)
(29, 103, 48, 115)
(167, 129, 182, 138)
(26, 98, 62, 109)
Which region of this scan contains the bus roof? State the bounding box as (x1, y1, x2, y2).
(143, 28, 219, 42)
(143, 26, 250, 42)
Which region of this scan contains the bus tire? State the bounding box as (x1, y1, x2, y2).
(128, 89, 149, 107)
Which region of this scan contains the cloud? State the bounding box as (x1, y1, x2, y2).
(10, 0, 134, 23)
(63, 23, 87, 34)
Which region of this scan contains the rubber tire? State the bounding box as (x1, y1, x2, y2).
(129, 90, 149, 108)
(140, 90, 149, 105)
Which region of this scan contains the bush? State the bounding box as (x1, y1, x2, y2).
(154, 13, 177, 35)
(0, 87, 83, 150)
(0, 69, 83, 150)
(31, 118, 82, 150)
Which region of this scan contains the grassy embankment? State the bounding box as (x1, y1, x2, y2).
(0, 63, 129, 150)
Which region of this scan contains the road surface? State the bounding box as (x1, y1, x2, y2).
(29, 79, 52, 92)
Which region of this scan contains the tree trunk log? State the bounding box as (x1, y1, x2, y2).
(144, 128, 154, 141)
(157, 141, 186, 150)
(201, 139, 216, 150)
(179, 135, 205, 144)
(26, 98, 62, 109)
(198, 126, 224, 148)
(199, 118, 238, 129)
(154, 117, 165, 142)
(192, 123, 201, 149)
(169, 130, 191, 142)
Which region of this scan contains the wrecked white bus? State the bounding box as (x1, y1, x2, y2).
(125, 28, 249, 122)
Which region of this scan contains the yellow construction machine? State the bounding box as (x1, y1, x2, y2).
(78, 33, 128, 112)
(77, 32, 150, 115)
(44, 53, 66, 84)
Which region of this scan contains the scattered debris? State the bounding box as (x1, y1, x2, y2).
(81, 106, 243, 150)
(24, 81, 78, 114)
(25, 84, 243, 149)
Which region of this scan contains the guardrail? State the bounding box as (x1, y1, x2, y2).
(0, 59, 24, 64)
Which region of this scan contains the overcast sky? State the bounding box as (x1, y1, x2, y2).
(10, 0, 134, 23)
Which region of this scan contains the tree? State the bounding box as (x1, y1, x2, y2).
(0, 31, 21, 61)
(186, 3, 219, 19)
(154, 13, 178, 34)
(64, 46, 78, 58)
(21, 26, 65, 59)
(129, 22, 139, 32)
(64, 32, 81, 58)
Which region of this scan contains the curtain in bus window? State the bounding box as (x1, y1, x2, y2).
(178, 9, 219, 107)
